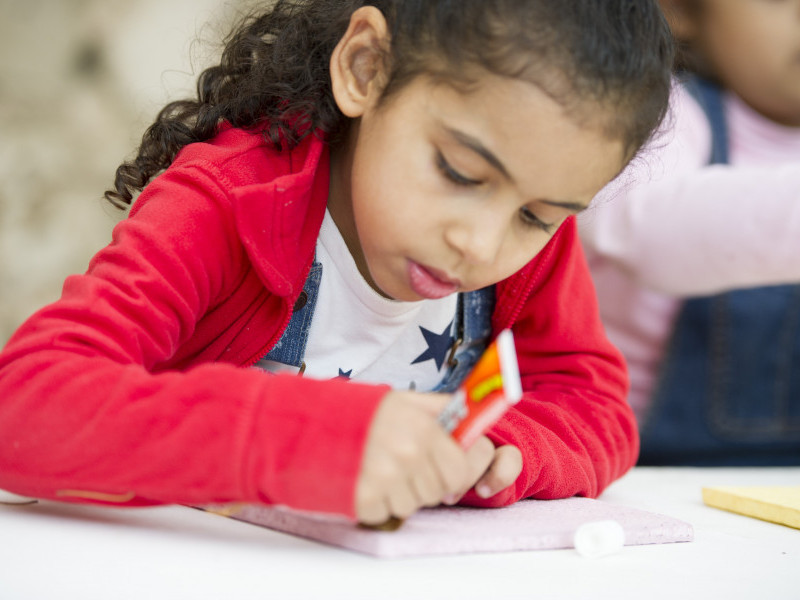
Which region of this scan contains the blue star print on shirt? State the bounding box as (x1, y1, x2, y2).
(337, 368, 352, 380)
(412, 321, 455, 371)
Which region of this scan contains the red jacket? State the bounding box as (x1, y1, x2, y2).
(0, 127, 635, 518)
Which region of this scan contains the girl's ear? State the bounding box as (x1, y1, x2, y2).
(330, 6, 390, 118)
(659, 0, 700, 42)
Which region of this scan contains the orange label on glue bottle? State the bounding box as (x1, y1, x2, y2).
(437, 329, 522, 448)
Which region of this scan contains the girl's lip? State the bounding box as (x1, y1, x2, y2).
(408, 262, 460, 299)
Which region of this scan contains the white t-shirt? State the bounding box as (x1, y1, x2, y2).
(298, 210, 459, 391)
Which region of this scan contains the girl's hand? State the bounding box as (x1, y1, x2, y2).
(356, 391, 471, 525)
(460, 440, 523, 501)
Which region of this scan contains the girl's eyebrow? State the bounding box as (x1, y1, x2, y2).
(444, 126, 588, 214)
(540, 199, 588, 214)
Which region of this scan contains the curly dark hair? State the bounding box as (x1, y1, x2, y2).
(105, 0, 674, 209)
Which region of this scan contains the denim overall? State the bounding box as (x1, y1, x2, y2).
(639, 77, 800, 465)
(259, 259, 496, 393)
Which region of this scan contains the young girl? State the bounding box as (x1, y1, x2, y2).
(0, 0, 673, 524)
(580, 0, 800, 465)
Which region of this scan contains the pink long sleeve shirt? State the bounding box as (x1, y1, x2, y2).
(579, 82, 800, 420)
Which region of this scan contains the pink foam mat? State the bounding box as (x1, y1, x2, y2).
(200, 497, 693, 558)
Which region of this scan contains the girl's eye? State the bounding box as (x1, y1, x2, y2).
(436, 152, 482, 186)
(520, 207, 555, 233)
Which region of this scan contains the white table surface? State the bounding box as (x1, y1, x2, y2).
(1, 467, 798, 600)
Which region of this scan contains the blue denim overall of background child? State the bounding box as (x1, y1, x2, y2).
(641, 77, 800, 466)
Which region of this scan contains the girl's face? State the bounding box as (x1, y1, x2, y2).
(691, 0, 800, 126)
(328, 73, 625, 302)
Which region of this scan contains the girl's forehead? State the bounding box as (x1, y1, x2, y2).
(405, 74, 626, 199)
(417, 66, 628, 150)
(426, 73, 622, 148)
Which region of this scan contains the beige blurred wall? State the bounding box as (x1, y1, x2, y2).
(0, 0, 255, 343)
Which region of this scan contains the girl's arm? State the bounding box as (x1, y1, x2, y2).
(580, 83, 800, 297)
(462, 218, 636, 506)
(0, 164, 384, 518)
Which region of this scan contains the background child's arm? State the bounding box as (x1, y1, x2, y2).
(580, 83, 800, 297)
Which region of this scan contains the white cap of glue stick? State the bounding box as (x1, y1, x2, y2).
(573, 520, 625, 558)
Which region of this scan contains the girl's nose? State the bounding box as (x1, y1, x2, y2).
(445, 210, 506, 266)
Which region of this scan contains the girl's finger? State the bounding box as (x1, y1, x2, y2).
(356, 488, 391, 525)
(429, 432, 469, 496)
(410, 460, 446, 507)
(452, 435, 495, 499)
(387, 483, 421, 520)
(474, 444, 523, 498)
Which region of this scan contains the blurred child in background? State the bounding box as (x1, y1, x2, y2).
(580, 0, 800, 465)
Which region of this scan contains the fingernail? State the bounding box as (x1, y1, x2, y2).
(476, 485, 492, 498)
(442, 493, 458, 505)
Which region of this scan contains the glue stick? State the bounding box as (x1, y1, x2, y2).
(437, 329, 522, 448)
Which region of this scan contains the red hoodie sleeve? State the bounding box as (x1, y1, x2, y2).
(0, 163, 383, 518)
(463, 217, 636, 507)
